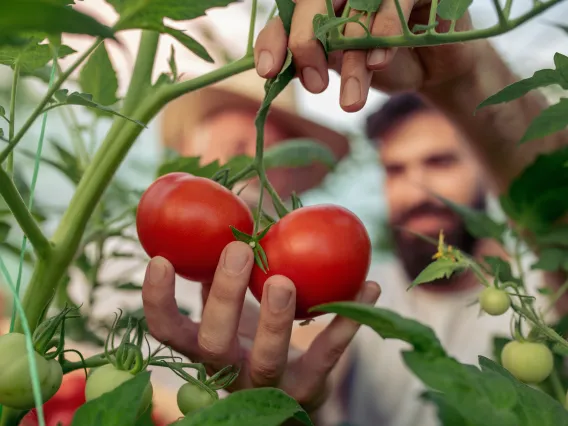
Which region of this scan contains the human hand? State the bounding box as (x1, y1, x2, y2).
(254, 0, 478, 112)
(142, 241, 380, 412)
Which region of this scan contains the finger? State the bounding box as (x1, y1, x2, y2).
(254, 17, 288, 78)
(366, 0, 414, 71)
(142, 256, 199, 357)
(294, 281, 381, 396)
(288, 0, 331, 93)
(249, 275, 296, 387)
(197, 241, 254, 369)
(340, 11, 375, 112)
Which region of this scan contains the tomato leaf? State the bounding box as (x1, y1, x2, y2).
(500, 146, 568, 233)
(171, 388, 313, 426)
(436, 0, 473, 21)
(168, 45, 178, 82)
(519, 98, 568, 144)
(348, 0, 383, 13)
(404, 352, 519, 426)
(435, 195, 506, 243)
(534, 224, 568, 247)
(478, 356, 568, 426)
(313, 13, 364, 50)
(477, 65, 568, 111)
(157, 155, 253, 181)
(483, 256, 521, 286)
(48, 90, 146, 127)
(0, 0, 114, 40)
(264, 138, 338, 170)
(421, 391, 476, 426)
(411, 258, 466, 287)
(142, 24, 213, 63)
(312, 302, 446, 356)
(530, 247, 568, 272)
(79, 42, 119, 111)
(276, 0, 295, 34)
(0, 222, 10, 243)
(0, 42, 75, 73)
(71, 371, 151, 426)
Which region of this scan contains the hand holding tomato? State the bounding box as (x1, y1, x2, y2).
(142, 238, 380, 412)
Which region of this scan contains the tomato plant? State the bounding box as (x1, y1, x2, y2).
(500, 340, 554, 384)
(176, 382, 217, 416)
(249, 205, 371, 319)
(85, 364, 153, 416)
(136, 173, 254, 282)
(0, 333, 62, 410)
(479, 287, 511, 316)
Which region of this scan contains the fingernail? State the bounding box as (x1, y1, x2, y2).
(223, 243, 249, 275)
(268, 283, 292, 313)
(257, 50, 274, 76)
(368, 49, 387, 67)
(341, 77, 361, 107)
(302, 67, 324, 93)
(148, 257, 167, 283)
(357, 282, 381, 304)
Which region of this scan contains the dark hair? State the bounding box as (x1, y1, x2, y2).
(365, 92, 433, 142)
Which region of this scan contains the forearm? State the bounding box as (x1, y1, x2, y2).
(420, 39, 568, 196)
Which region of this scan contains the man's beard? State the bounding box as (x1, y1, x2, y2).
(391, 194, 486, 286)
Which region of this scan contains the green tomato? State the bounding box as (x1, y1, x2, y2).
(85, 364, 153, 416)
(479, 287, 511, 316)
(0, 332, 63, 410)
(177, 382, 217, 415)
(501, 340, 554, 384)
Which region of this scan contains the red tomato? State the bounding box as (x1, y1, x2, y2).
(44, 372, 86, 411)
(249, 205, 371, 319)
(136, 173, 254, 282)
(46, 409, 75, 426)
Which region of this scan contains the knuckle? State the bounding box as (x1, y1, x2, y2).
(250, 360, 282, 384)
(341, 51, 365, 71)
(261, 318, 287, 336)
(288, 37, 318, 62)
(210, 283, 239, 305)
(197, 332, 230, 361)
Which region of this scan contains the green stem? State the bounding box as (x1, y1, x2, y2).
(549, 369, 565, 404)
(325, 0, 335, 17)
(545, 279, 568, 315)
(513, 304, 568, 350)
(7, 61, 20, 177)
(266, 3, 278, 22)
(427, 0, 439, 33)
(0, 167, 51, 258)
(246, 0, 258, 56)
(393, 0, 412, 36)
(121, 31, 159, 116)
(492, 0, 508, 26)
(15, 56, 255, 336)
(328, 0, 561, 50)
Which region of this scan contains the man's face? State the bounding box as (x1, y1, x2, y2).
(378, 111, 486, 282)
(183, 109, 292, 213)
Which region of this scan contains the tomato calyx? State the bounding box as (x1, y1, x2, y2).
(291, 191, 303, 210)
(231, 225, 273, 273)
(33, 305, 80, 360)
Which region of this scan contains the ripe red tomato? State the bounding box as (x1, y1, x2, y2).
(249, 205, 371, 319)
(44, 371, 86, 411)
(136, 173, 254, 282)
(46, 409, 75, 426)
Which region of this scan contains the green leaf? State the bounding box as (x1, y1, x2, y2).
(263, 138, 337, 170)
(554, 52, 568, 83)
(276, 0, 295, 34)
(412, 258, 466, 287)
(348, 0, 383, 13)
(313, 14, 364, 48)
(0, 222, 10, 243)
(530, 247, 568, 272)
(478, 356, 568, 426)
(71, 371, 151, 426)
(500, 146, 568, 233)
(421, 391, 476, 426)
(168, 45, 178, 81)
(49, 138, 82, 184)
(0, 0, 114, 40)
(435, 195, 506, 242)
(412, 22, 439, 33)
(116, 282, 143, 291)
(49, 90, 146, 127)
(157, 25, 213, 63)
(404, 352, 519, 426)
(477, 69, 567, 111)
(520, 98, 568, 144)
(436, 0, 473, 21)
(0, 43, 75, 72)
(79, 42, 119, 108)
(311, 302, 446, 356)
(0, 106, 5, 118)
(156, 155, 253, 180)
(483, 256, 520, 286)
(534, 224, 568, 247)
(172, 388, 313, 426)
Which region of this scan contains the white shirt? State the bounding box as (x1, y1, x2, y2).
(320, 257, 554, 426)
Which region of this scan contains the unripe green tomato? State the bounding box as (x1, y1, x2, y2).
(0, 332, 63, 410)
(85, 364, 153, 416)
(479, 287, 511, 316)
(501, 340, 554, 384)
(177, 382, 217, 415)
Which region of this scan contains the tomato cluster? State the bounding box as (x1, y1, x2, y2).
(136, 173, 372, 319)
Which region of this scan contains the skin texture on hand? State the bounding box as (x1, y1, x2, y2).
(142, 241, 381, 413)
